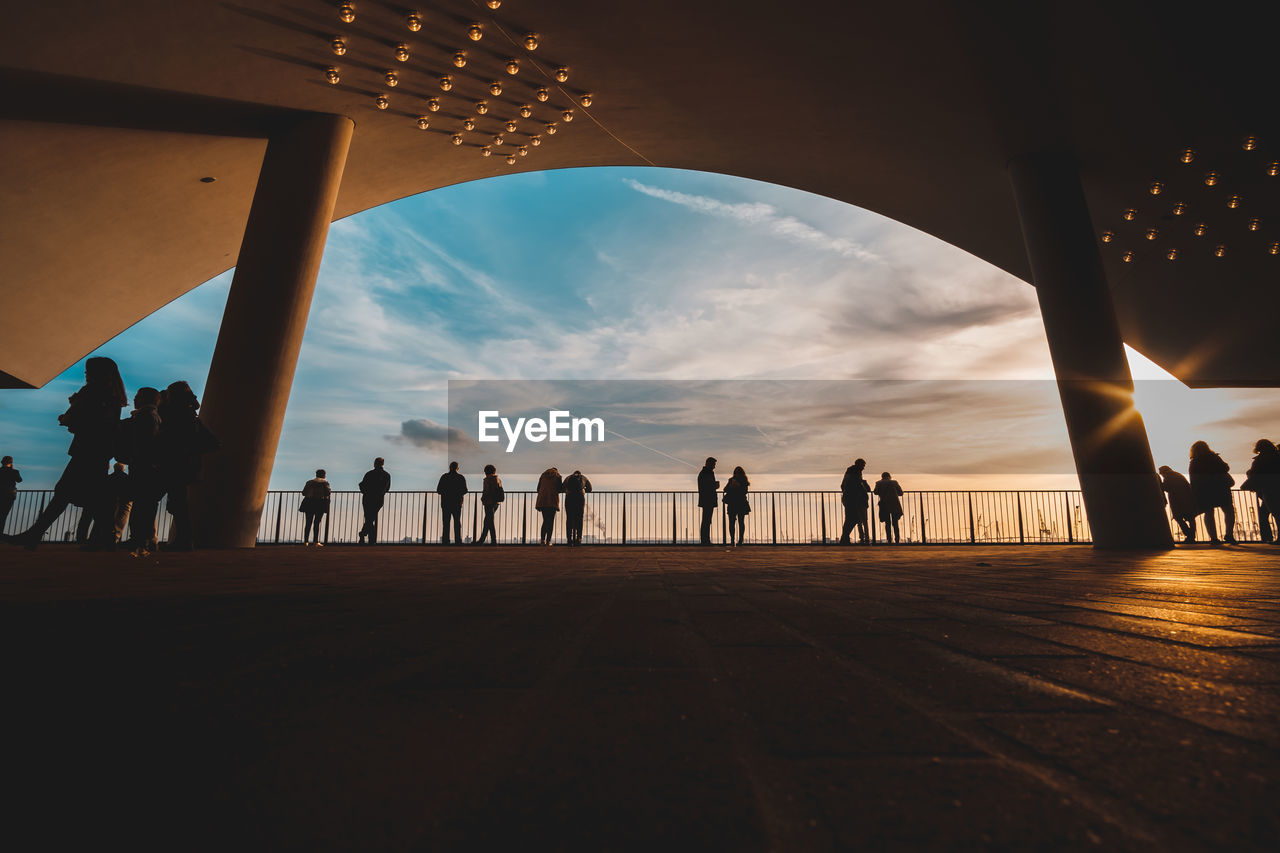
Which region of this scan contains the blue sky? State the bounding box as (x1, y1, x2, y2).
(3, 167, 1277, 492)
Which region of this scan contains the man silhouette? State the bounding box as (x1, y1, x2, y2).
(358, 457, 392, 545)
(698, 457, 719, 545)
(562, 469, 593, 545)
(436, 461, 468, 544)
(839, 458, 871, 544)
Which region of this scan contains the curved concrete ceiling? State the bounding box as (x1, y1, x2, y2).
(2, 0, 1277, 388)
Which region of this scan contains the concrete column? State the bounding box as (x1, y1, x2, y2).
(1009, 153, 1172, 548)
(193, 114, 354, 548)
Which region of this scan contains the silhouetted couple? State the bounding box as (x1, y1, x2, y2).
(358, 457, 391, 544)
(840, 459, 871, 544)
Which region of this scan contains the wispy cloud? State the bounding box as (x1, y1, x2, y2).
(623, 178, 881, 262)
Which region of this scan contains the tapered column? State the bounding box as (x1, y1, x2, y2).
(1009, 153, 1172, 548)
(193, 114, 354, 548)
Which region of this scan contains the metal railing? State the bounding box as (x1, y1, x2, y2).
(5, 488, 1274, 545)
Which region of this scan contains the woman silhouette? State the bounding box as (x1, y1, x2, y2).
(8, 357, 127, 550)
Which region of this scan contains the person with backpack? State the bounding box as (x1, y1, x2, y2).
(300, 469, 331, 547)
(535, 467, 563, 545)
(562, 469, 593, 545)
(477, 464, 504, 544)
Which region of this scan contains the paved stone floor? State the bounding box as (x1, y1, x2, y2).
(3, 544, 1278, 850)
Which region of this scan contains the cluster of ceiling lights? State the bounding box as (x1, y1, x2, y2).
(1103, 136, 1280, 263)
(322, 2, 595, 167)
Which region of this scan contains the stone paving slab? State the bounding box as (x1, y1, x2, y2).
(2, 544, 1278, 850)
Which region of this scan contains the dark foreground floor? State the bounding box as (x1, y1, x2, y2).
(3, 545, 1278, 851)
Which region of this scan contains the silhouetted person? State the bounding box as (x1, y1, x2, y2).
(723, 466, 750, 546)
(1158, 465, 1197, 543)
(698, 457, 719, 545)
(535, 466, 563, 545)
(118, 387, 164, 556)
(839, 458, 871, 544)
(0, 456, 20, 534)
(874, 472, 904, 543)
(106, 462, 133, 543)
(1242, 439, 1280, 544)
(358, 457, 392, 545)
(478, 464, 504, 544)
(437, 461, 468, 544)
(7, 357, 126, 550)
(300, 469, 330, 546)
(1188, 441, 1236, 545)
(158, 381, 218, 550)
(563, 469, 593, 545)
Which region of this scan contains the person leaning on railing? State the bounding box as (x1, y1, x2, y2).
(300, 469, 331, 547)
(1242, 439, 1280, 544)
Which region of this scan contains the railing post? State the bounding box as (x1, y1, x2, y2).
(968, 494, 976, 544)
(273, 492, 282, 545)
(770, 493, 777, 545)
(919, 493, 927, 544)
(521, 493, 527, 545)
(820, 495, 827, 544)
(672, 493, 677, 545)
(1064, 491, 1074, 543)
(471, 498, 478, 544)
(421, 495, 429, 544)
(621, 493, 627, 545)
(1017, 497, 1026, 544)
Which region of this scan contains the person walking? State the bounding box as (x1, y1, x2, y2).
(723, 466, 751, 546)
(117, 387, 164, 556)
(1242, 439, 1280, 544)
(357, 457, 392, 545)
(0, 456, 21, 534)
(1158, 465, 1197, 543)
(6, 356, 127, 550)
(698, 457, 719, 545)
(1188, 441, 1236, 545)
(535, 466, 563, 545)
(562, 469, 593, 545)
(436, 462, 468, 544)
(874, 471, 904, 544)
(839, 458, 871, 544)
(300, 469, 331, 546)
(477, 464, 504, 544)
(105, 462, 133, 544)
(158, 381, 218, 551)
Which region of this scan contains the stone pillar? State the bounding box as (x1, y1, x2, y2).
(193, 114, 354, 548)
(1008, 153, 1172, 548)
